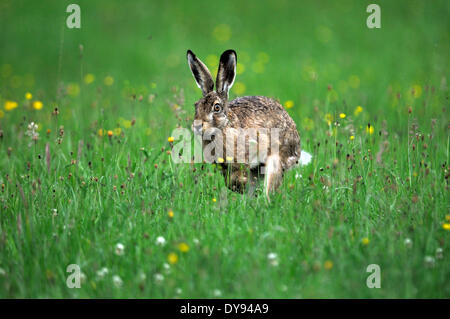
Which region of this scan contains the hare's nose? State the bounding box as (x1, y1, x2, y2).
(192, 120, 203, 135)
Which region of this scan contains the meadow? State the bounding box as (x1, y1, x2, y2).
(0, 0, 449, 298)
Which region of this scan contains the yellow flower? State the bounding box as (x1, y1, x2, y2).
(324, 260, 333, 270)
(67, 83, 80, 96)
(107, 130, 113, 137)
(25, 92, 32, 100)
(168, 209, 174, 218)
(217, 157, 224, 163)
(212, 24, 231, 42)
(350, 135, 355, 140)
(168, 136, 174, 143)
(114, 127, 122, 136)
(366, 124, 374, 135)
(284, 100, 294, 109)
(178, 243, 189, 253)
(324, 113, 333, 126)
(32, 100, 43, 110)
(412, 84, 422, 98)
(104, 76, 114, 86)
(348, 75, 360, 89)
(354, 106, 363, 116)
(212, 198, 217, 203)
(84, 73, 95, 84)
(236, 62, 245, 75)
(233, 82, 246, 95)
(361, 237, 370, 245)
(443, 223, 450, 230)
(4, 100, 18, 111)
(226, 156, 233, 162)
(339, 113, 346, 119)
(98, 129, 104, 137)
(168, 253, 178, 264)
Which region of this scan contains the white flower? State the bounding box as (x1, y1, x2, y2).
(436, 248, 443, 259)
(138, 271, 146, 281)
(156, 236, 166, 246)
(112, 275, 123, 287)
(404, 238, 412, 248)
(213, 289, 222, 297)
(424, 256, 435, 268)
(175, 287, 182, 295)
(267, 252, 279, 267)
(193, 238, 200, 245)
(154, 273, 164, 283)
(115, 243, 125, 256)
(163, 263, 171, 274)
(96, 267, 109, 279)
(0, 267, 5, 276)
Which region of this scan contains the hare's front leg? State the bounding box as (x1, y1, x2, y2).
(263, 154, 283, 201)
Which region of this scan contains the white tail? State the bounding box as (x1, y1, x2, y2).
(299, 151, 312, 166)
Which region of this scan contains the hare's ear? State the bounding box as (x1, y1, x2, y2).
(216, 50, 236, 99)
(187, 50, 214, 96)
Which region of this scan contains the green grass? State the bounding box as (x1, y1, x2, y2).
(0, 0, 449, 298)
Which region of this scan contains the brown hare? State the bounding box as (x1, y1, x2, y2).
(186, 49, 311, 199)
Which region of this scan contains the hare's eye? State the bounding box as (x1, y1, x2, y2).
(213, 104, 222, 113)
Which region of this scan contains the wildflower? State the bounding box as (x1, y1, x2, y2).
(98, 129, 104, 137)
(361, 237, 370, 245)
(25, 92, 32, 100)
(84, 73, 95, 84)
(436, 248, 443, 259)
(354, 105, 363, 116)
(404, 238, 412, 248)
(178, 243, 189, 253)
(339, 113, 346, 119)
(350, 135, 355, 140)
(324, 113, 333, 126)
(424, 256, 435, 268)
(324, 260, 333, 270)
(96, 267, 109, 279)
(212, 24, 231, 42)
(168, 136, 174, 143)
(442, 223, 450, 230)
(163, 263, 171, 274)
(267, 252, 279, 267)
(348, 75, 360, 89)
(112, 275, 123, 287)
(193, 238, 200, 245)
(284, 100, 294, 109)
(168, 209, 174, 218)
(114, 127, 122, 136)
(25, 122, 39, 145)
(156, 236, 166, 246)
(366, 124, 374, 135)
(107, 130, 113, 137)
(104, 76, 114, 86)
(115, 243, 125, 256)
(226, 156, 233, 162)
(154, 273, 164, 283)
(213, 289, 222, 297)
(4, 100, 18, 111)
(168, 252, 178, 264)
(32, 100, 43, 110)
(233, 82, 246, 95)
(212, 198, 217, 203)
(175, 288, 182, 295)
(217, 157, 224, 163)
